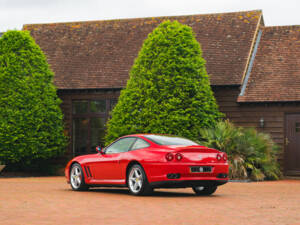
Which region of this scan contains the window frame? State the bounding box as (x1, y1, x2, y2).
(71, 98, 118, 156)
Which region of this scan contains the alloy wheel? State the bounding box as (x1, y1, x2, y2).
(71, 165, 82, 189)
(128, 167, 143, 193)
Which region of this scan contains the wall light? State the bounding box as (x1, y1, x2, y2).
(259, 118, 265, 128)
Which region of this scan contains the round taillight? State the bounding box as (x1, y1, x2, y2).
(175, 153, 183, 161)
(223, 154, 227, 161)
(166, 153, 174, 161)
(216, 153, 222, 161)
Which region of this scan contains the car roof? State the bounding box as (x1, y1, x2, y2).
(122, 134, 179, 139)
(122, 134, 150, 138)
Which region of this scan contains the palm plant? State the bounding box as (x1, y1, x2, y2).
(199, 120, 282, 181)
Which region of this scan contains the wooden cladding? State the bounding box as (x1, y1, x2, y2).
(58, 87, 300, 173)
(213, 86, 300, 171)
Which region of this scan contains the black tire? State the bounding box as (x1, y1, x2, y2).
(127, 164, 153, 196)
(192, 185, 217, 196)
(70, 163, 89, 191)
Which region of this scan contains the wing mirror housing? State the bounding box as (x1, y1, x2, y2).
(96, 146, 104, 154)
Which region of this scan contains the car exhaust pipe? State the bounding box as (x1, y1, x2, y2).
(167, 173, 181, 179)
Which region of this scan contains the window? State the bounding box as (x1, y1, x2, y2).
(90, 100, 106, 113)
(105, 138, 136, 154)
(72, 100, 106, 115)
(296, 122, 300, 132)
(145, 135, 198, 146)
(90, 117, 106, 151)
(73, 101, 88, 114)
(72, 99, 116, 156)
(131, 138, 150, 150)
(73, 118, 89, 154)
(110, 99, 118, 111)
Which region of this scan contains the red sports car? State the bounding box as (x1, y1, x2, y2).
(65, 134, 229, 196)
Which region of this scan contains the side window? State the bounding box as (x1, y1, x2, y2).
(131, 138, 150, 150)
(105, 138, 136, 154)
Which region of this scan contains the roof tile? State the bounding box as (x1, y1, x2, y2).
(23, 10, 262, 89)
(238, 26, 300, 102)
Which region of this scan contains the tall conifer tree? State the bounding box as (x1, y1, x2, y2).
(106, 21, 222, 144)
(0, 31, 66, 165)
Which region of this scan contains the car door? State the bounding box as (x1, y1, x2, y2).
(91, 137, 136, 182)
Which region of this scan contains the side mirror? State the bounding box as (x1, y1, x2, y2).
(96, 146, 104, 154)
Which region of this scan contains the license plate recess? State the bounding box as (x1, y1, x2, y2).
(190, 166, 212, 173)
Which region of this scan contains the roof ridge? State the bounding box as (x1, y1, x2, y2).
(23, 9, 262, 28)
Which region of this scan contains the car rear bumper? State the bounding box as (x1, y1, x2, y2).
(150, 179, 228, 188)
(143, 162, 229, 185)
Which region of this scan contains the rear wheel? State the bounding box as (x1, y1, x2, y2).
(192, 185, 217, 196)
(70, 163, 89, 191)
(127, 164, 152, 196)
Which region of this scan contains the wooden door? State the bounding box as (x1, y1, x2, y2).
(285, 114, 300, 175)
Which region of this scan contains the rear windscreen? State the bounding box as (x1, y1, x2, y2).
(145, 135, 198, 146)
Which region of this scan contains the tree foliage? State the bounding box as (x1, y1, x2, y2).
(0, 31, 66, 165)
(106, 20, 222, 144)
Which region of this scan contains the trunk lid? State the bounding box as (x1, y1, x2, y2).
(167, 145, 222, 163)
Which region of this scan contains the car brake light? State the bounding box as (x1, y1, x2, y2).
(165, 153, 174, 161)
(223, 153, 227, 161)
(216, 153, 222, 161)
(175, 153, 183, 161)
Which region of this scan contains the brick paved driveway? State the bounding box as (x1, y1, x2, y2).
(0, 177, 300, 225)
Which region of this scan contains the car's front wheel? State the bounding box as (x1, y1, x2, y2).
(70, 163, 89, 191)
(192, 185, 217, 196)
(127, 164, 152, 196)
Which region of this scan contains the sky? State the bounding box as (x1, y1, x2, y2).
(0, 0, 300, 32)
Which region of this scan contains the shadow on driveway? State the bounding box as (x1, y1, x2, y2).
(83, 187, 219, 198)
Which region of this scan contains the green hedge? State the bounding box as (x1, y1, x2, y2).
(0, 31, 67, 166)
(105, 20, 222, 144)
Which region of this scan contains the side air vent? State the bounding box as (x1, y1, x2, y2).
(84, 166, 92, 178)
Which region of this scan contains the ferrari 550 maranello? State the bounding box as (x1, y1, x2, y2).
(65, 134, 229, 195)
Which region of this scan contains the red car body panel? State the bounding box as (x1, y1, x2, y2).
(65, 134, 229, 188)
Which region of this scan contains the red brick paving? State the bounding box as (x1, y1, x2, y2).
(0, 177, 300, 225)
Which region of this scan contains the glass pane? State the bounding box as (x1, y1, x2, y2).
(110, 99, 118, 111)
(90, 117, 106, 152)
(296, 123, 300, 132)
(91, 100, 106, 113)
(73, 101, 88, 114)
(73, 118, 89, 155)
(105, 137, 136, 154)
(145, 135, 198, 146)
(131, 138, 150, 150)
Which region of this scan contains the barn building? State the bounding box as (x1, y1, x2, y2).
(23, 10, 300, 175)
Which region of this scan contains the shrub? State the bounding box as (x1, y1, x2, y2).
(105, 20, 222, 144)
(199, 120, 282, 181)
(0, 31, 67, 166)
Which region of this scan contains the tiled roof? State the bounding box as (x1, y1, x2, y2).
(23, 10, 262, 89)
(238, 26, 300, 102)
